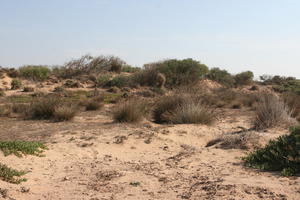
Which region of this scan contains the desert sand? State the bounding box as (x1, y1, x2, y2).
(0, 104, 299, 200)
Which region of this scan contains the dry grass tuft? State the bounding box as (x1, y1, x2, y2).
(253, 94, 297, 130)
(113, 99, 148, 123)
(53, 106, 77, 122)
(153, 93, 217, 125)
(164, 101, 216, 125)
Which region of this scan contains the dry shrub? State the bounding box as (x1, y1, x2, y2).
(153, 93, 216, 125)
(26, 97, 77, 121)
(207, 132, 262, 150)
(84, 98, 103, 111)
(253, 94, 297, 130)
(164, 101, 216, 125)
(282, 92, 300, 121)
(131, 68, 163, 87)
(113, 99, 148, 123)
(53, 106, 77, 122)
(153, 95, 185, 123)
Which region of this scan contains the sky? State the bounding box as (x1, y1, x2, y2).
(1, 0, 300, 78)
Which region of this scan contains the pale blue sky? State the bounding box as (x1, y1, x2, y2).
(1, 0, 300, 78)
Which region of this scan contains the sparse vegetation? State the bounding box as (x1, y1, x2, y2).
(0, 141, 47, 157)
(243, 126, 300, 176)
(0, 163, 27, 184)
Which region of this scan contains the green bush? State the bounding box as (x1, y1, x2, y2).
(0, 141, 47, 157)
(243, 126, 300, 176)
(0, 163, 26, 184)
(146, 58, 209, 86)
(206, 68, 235, 87)
(19, 65, 50, 81)
(11, 79, 22, 90)
(234, 71, 254, 86)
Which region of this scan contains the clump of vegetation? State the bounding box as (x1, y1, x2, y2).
(11, 79, 22, 90)
(19, 65, 50, 81)
(26, 97, 77, 122)
(0, 163, 27, 184)
(206, 67, 235, 87)
(234, 71, 254, 86)
(0, 141, 47, 157)
(153, 93, 216, 124)
(23, 87, 34, 92)
(165, 101, 216, 125)
(55, 55, 126, 78)
(243, 126, 300, 176)
(145, 58, 208, 86)
(53, 106, 77, 122)
(153, 95, 185, 123)
(131, 68, 165, 88)
(113, 99, 148, 123)
(84, 98, 103, 111)
(282, 92, 300, 121)
(253, 94, 296, 130)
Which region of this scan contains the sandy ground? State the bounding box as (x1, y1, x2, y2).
(0, 106, 299, 200)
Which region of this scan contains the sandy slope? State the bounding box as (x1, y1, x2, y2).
(0, 107, 299, 200)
